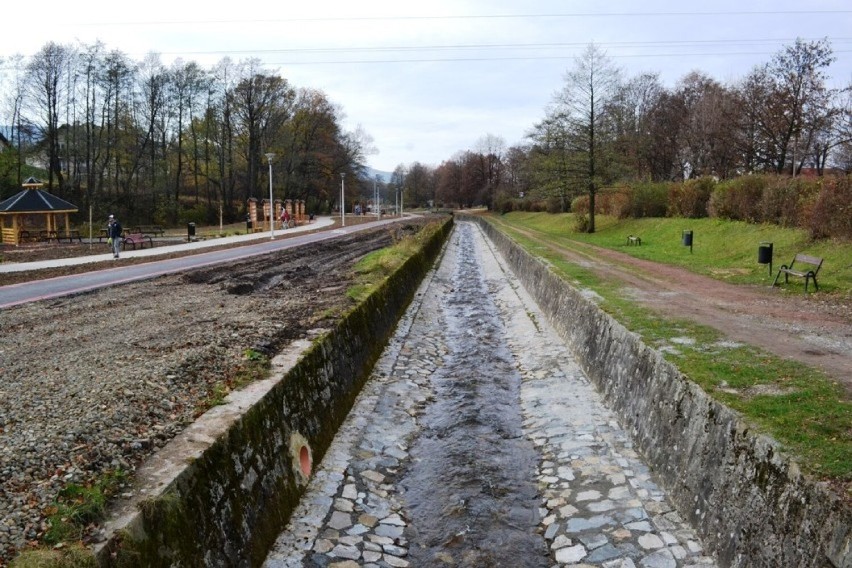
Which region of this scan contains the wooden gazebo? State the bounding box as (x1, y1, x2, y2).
(0, 177, 79, 245)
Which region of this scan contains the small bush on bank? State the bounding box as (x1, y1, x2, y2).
(668, 177, 714, 218)
(546, 196, 565, 214)
(518, 198, 539, 212)
(510, 173, 851, 240)
(807, 175, 852, 239)
(710, 176, 767, 222)
(573, 212, 590, 232)
(495, 195, 514, 214)
(760, 176, 818, 228)
(597, 189, 631, 219)
(630, 182, 669, 219)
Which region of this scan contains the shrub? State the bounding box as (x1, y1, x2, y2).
(709, 175, 766, 221)
(571, 194, 589, 214)
(179, 203, 216, 225)
(546, 196, 565, 213)
(495, 195, 514, 214)
(667, 177, 714, 218)
(630, 182, 669, 218)
(760, 176, 819, 228)
(597, 189, 632, 219)
(806, 175, 852, 240)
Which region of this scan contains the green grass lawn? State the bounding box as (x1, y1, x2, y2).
(486, 212, 851, 487)
(497, 212, 851, 293)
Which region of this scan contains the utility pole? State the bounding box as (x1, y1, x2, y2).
(340, 173, 346, 227)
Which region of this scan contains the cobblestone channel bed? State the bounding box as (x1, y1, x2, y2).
(263, 221, 718, 567)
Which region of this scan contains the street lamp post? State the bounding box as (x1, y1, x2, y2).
(373, 175, 379, 220)
(340, 172, 346, 227)
(265, 153, 276, 239)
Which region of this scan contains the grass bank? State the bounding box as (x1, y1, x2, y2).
(496, 212, 851, 292)
(486, 212, 850, 490)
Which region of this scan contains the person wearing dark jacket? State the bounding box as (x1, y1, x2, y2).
(107, 215, 123, 259)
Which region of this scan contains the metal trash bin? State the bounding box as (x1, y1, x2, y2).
(682, 229, 693, 252)
(758, 242, 773, 276)
(187, 222, 196, 240)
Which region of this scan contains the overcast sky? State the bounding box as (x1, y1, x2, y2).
(1, 0, 850, 172)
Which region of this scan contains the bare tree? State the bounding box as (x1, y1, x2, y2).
(279, 88, 342, 205)
(209, 57, 240, 217)
(26, 42, 73, 192)
(1, 54, 29, 190)
(607, 72, 664, 180)
(435, 155, 464, 208)
(474, 133, 505, 208)
(675, 72, 740, 179)
(502, 144, 533, 200)
(230, 61, 296, 201)
(169, 59, 208, 204)
(808, 80, 852, 173)
(547, 43, 621, 231)
(744, 38, 836, 174)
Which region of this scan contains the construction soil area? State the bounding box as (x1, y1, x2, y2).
(0, 219, 424, 564)
(0, 217, 849, 564)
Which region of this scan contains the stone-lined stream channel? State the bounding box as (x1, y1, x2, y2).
(262, 220, 718, 567)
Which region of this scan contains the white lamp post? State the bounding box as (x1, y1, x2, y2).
(340, 172, 346, 227)
(265, 153, 276, 239)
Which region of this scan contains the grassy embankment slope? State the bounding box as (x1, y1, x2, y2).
(488, 212, 850, 491)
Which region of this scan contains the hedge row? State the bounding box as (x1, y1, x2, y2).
(502, 175, 851, 240)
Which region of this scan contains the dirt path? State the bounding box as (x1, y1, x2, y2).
(508, 225, 852, 397)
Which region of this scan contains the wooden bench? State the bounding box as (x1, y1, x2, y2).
(38, 229, 59, 242)
(57, 230, 83, 243)
(122, 233, 154, 250)
(772, 253, 823, 292)
(133, 225, 165, 237)
(626, 235, 641, 246)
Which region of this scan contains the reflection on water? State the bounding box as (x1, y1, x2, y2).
(400, 228, 549, 567)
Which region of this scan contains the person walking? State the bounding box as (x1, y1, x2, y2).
(107, 214, 123, 259)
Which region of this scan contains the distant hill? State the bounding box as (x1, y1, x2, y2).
(364, 167, 392, 183)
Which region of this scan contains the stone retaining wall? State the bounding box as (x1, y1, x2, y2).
(471, 214, 850, 568)
(94, 218, 454, 566)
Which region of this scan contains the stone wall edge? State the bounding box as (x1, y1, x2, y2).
(467, 213, 850, 568)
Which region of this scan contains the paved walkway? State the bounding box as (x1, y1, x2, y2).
(263, 221, 717, 567)
(0, 217, 335, 273)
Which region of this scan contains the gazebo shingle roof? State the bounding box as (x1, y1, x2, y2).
(0, 183, 78, 214)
